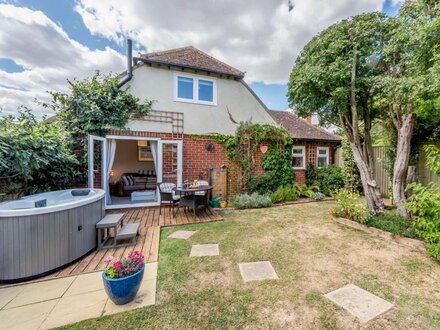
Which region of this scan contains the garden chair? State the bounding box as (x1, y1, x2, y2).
(195, 180, 209, 208)
(158, 182, 180, 216)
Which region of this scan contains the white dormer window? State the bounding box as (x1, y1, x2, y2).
(174, 73, 217, 105)
(316, 147, 329, 168)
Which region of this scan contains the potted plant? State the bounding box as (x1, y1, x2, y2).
(102, 251, 145, 305)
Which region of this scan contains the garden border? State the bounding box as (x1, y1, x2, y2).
(218, 197, 334, 211)
(334, 217, 426, 252)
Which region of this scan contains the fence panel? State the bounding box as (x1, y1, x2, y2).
(372, 147, 391, 197)
(418, 143, 440, 189)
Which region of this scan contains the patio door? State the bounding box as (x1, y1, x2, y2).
(158, 140, 183, 186)
(87, 135, 107, 196)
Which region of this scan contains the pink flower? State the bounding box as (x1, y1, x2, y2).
(126, 267, 131, 273)
(114, 261, 122, 272)
(103, 256, 113, 265)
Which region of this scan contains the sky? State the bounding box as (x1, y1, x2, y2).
(0, 0, 403, 117)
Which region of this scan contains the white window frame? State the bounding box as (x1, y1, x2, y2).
(316, 147, 329, 168)
(292, 145, 306, 170)
(174, 72, 217, 105)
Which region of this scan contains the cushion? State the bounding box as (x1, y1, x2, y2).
(121, 176, 130, 186)
(133, 177, 148, 184)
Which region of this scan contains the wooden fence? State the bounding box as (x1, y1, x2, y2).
(417, 142, 440, 189)
(372, 144, 440, 197)
(372, 147, 392, 197)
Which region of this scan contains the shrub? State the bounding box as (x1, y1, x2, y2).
(261, 145, 295, 188)
(366, 214, 417, 238)
(0, 110, 77, 198)
(341, 136, 363, 193)
(312, 192, 326, 201)
(233, 193, 273, 209)
(332, 189, 369, 223)
(270, 186, 298, 203)
(314, 165, 345, 196)
(406, 183, 440, 260)
(246, 171, 280, 195)
(305, 162, 317, 186)
(293, 183, 319, 198)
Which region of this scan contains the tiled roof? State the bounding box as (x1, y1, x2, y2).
(137, 46, 244, 78)
(269, 110, 342, 142)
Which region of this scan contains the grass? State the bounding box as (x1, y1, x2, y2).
(60, 202, 440, 329)
(366, 212, 418, 238)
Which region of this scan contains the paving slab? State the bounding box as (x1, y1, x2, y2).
(4, 276, 75, 309)
(144, 262, 158, 281)
(0, 285, 25, 310)
(40, 289, 108, 329)
(190, 244, 219, 257)
(324, 284, 394, 323)
(168, 230, 197, 240)
(239, 261, 279, 282)
(104, 277, 156, 316)
(0, 299, 57, 330)
(64, 272, 103, 297)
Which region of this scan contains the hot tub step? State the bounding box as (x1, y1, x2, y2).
(116, 223, 140, 240)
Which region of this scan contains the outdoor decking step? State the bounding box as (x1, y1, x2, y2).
(116, 223, 140, 240)
(96, 213, 124, 228)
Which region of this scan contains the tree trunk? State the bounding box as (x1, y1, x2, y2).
(393, 112, 415, 217)
(348, 138, 384, 214)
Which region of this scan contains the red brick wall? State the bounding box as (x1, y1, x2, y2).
(106, 130, 336, 196)
(293, 141, 335, 184)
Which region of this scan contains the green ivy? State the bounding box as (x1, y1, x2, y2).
(213, 121, 292, 190)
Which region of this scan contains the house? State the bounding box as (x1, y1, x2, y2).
(88, 41, 340, 209)
(268, 110, 342, 183)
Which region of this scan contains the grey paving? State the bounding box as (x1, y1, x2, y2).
(324, 284, 394, 323)
(190, 244, 219, 257)
(239, 261, 279, 282)
(168, 230, 197, 240)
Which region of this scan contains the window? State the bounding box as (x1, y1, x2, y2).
(177, 76, 194, 100)
(198, 79, 214, 102)
(292, 146, 306, 169)
(316, 147, 329, 168)
(175, 73, 216, 105)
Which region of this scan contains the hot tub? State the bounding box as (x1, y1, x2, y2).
(0, 189, 105, 283)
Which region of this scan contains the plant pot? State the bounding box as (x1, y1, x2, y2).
(102, 264, 145, 305)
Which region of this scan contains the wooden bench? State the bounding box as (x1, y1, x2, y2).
(96, 214, 139, 249)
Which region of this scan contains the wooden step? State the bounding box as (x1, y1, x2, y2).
(116, 223, 140, 240)
(96, 213, 124, 228)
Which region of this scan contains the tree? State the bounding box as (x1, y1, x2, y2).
(378, 0, 440, 217)
(0, 110, 77, 197)
(288, 13, 386, 214)
(47, 72, 153, 185)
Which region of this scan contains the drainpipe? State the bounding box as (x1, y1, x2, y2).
(117, 39, 133, 88)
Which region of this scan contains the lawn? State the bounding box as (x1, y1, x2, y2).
(62, 202, 440, 329)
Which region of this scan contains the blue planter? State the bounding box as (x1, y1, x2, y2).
(102, 264, 145, 305)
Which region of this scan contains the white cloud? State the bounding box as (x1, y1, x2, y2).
(0, 4, 125, 117)
(75, 0, 385, 84)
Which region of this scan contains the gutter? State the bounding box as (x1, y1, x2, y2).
(117, 39, 133, 88)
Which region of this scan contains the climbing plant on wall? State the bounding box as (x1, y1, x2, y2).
(213, 121, 292, 191)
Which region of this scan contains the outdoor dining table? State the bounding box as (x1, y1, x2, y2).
(173, 185, 213, 217)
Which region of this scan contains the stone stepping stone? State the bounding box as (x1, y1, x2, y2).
(190, 244, 219, 257)
(239, 261, 279, 282)
(324, 284, 394, 323)
(168, 230, 197, 240)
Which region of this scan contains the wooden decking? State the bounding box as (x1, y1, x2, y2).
(50, 206, 222, 279)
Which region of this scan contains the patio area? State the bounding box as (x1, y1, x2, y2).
(16, 206, 222, 282)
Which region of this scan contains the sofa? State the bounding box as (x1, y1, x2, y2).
(115, 172, 157, 196)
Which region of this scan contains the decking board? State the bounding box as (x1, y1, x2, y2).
(45, 206, 221, 279)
